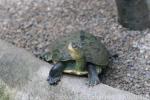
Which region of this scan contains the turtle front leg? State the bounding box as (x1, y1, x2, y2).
(47, 62, 64, 85)
(86, 63, 100, 86)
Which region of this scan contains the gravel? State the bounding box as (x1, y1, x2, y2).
(0, 0, 150, 98)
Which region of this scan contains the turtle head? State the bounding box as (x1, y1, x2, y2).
(68, 42, 84, 60)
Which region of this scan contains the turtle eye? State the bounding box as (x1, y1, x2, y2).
(72, 44, 77, 48)
(78, 43, 82, 48)
(72, 43, 77, 48)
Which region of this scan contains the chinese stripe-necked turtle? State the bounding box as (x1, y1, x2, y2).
(40, 31, 110, 86)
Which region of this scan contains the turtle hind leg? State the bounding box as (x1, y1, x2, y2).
(47, 62, 64, 85)
(86, 62, 100, 86)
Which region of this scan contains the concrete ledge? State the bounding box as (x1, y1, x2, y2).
(0, 40, 148, 100)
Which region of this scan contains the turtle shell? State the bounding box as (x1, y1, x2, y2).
(48, 31, 110, 66)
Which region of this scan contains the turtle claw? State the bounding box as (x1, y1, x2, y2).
(47, 76, 61, 85)
(86, 77, 100, 87)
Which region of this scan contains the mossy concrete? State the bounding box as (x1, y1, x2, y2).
(0, 40, 148, 100)
(0, 86, 9, 100)
(0, 79, 15, 100)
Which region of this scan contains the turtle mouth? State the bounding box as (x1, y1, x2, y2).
(68, 42, 83, 60)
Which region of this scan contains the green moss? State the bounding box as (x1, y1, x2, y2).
(0, 85, 10, 100)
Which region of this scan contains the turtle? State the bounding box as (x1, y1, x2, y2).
(40, 30, 110, 86)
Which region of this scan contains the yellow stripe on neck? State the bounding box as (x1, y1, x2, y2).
(68, 42, 82, 59)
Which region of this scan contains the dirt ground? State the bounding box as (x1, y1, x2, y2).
(0, 0, 150, 98)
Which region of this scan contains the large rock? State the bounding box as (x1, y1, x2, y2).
(0, 40, 148, 100)
(115, 0, 150, 30)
